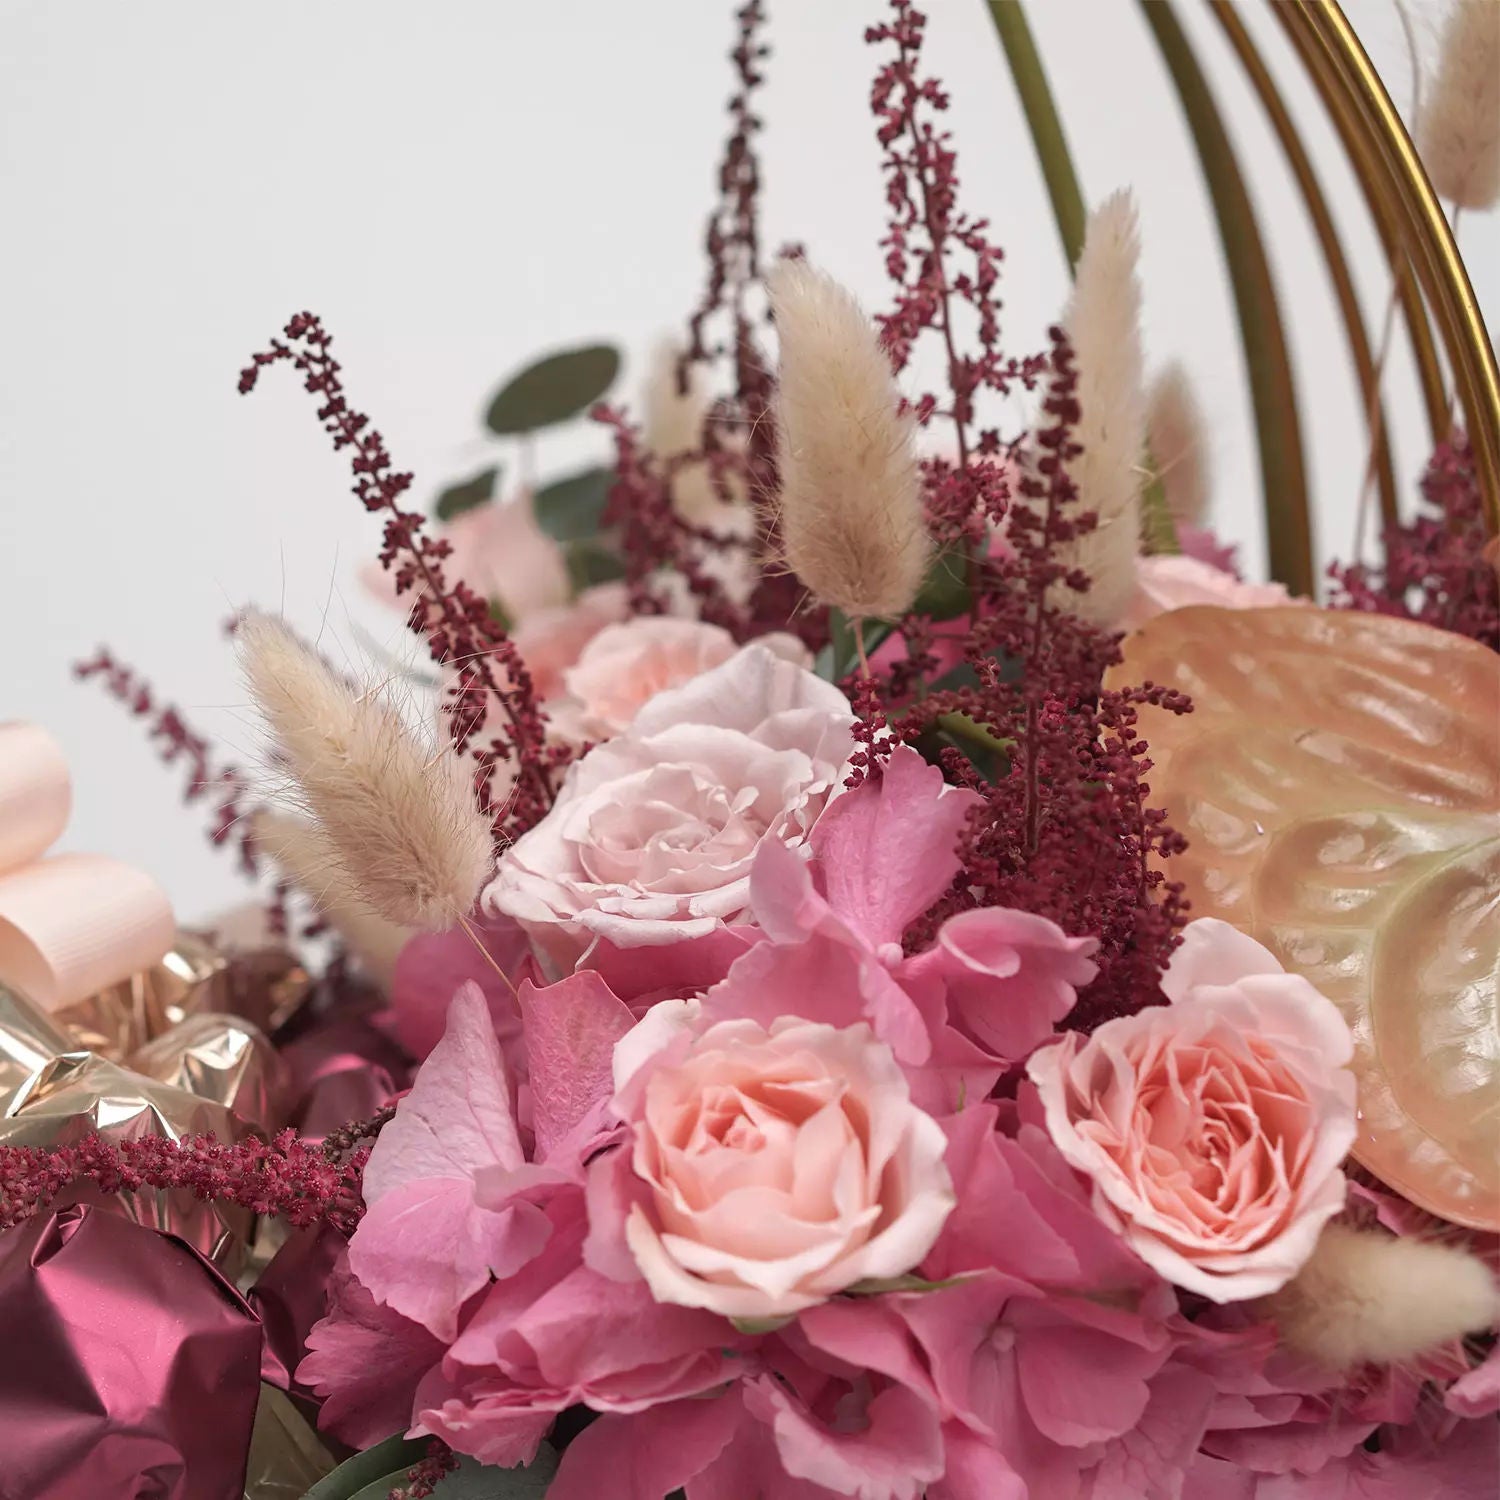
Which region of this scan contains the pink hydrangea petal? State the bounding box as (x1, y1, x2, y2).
(296, 1255, 444, 1449)
(350, 983, 541, 1337)
(544, 1394, 745, 1500)
(809, 745, 982, 950)
(518, 971, 635, 1162)
(350, 1181, 551, 1340)
(390, 918, 533, 1061)
(926, 1424, 1028, 1500)
(744, 1370, 944, 1500)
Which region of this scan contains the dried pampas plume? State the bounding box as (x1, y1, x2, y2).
(1420, 0, 1500, 212)
(1262, 1223, 1500, 1371)
(769, 259, 930, 619)
(237, 613, 493, 933)
(1145, 364, 1209, 527)
(1055, 190, 1148, 627)
(252, 808, 414, 985)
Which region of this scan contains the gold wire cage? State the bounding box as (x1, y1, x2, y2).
(1001, 0, 1499, 596)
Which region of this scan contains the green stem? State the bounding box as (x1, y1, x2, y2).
(1140, 1, 1311, 593)
(987, 1, 1087, 271)
(988, 1, 1177, 555)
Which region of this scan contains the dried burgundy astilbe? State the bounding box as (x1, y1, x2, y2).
(604, 1, 821, 648)
(1329, 431, 1499, 651)
(860, 3, 1190, 1023)
(72, 649, 293, 933)
(0, 1129, 369, 1236)
(869, 0, 1047, 550)
(239, 313, 570, 840)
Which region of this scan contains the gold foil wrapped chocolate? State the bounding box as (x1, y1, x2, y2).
(0, 933, 300, 1270)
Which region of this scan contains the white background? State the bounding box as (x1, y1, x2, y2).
(2, 0, 1496, 922)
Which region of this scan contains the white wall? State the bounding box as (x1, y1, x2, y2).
(2, 0, 1495, 923)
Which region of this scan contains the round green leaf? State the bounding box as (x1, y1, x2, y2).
(346, 1446, 560, 1500)
(533, 465, 614, 542)
(302, 1434, 426, 1500)
(434, 466, 501, 522)
(912, 548, 972, 620)
(484, 345, 621, 435)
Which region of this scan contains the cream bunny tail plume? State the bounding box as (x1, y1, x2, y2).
(1055, 190, 1148, 626)
(252, 808, 414, 985)
(769, 259, 930, 619)
(1146, 363, 1209, 527)
(237, 613, 492, 933)
(1420, 0, 1500, 212)
(1263, 1222, 1500, 1371)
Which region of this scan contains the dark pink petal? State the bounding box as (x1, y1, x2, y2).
(811, 745, 982, 951)
(518, 971, 635, 1162)
(545, 1393, 745, 1500)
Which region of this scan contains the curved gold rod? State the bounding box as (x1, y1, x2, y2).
(1276, 1, 1500, 531)
(1271, 4, 1449, 447)
(1212, 2, 1398, 530)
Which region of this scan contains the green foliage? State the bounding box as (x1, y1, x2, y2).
(306, 1439, 559, 1500)
(434, 466, 501, 522)
(484, 345, 621, 435)
(912, 547, 973, 620)
(533, 465, 615, 542)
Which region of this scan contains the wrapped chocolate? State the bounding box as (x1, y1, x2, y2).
(0, 983, 71, 1099)
(0, 1204, 263, 1500)
(2, 1049, 256, 1267)
(130, 1010, 287, 1134)
(244, 1384, 336, 1498)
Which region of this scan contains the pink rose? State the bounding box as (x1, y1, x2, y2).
(590, 1013, 955, 1320)
(509, 582, 630, 702)
(1119, 554, 1301, 633)
(550, 617, 810, 742)
(483, 644, 856, 968)
(362, 490, 573, 625)
(1027, 918, 1357, 1302)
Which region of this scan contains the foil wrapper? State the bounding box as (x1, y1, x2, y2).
(1, 1047, 258, 1268)
(244, 1385, 336, 1499)
(130, 1011, 287, 1134)
(0, 983, 71, 1098)
(0, 1204, 263, 1500)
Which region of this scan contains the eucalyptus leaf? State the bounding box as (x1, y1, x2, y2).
(346, 1446, 559, 1500)
(912, 547, 973, 621)
(434, 466, 501, 522)
(301, 1433, 426, 1500)
(484, 345, 621, 435)
(534, 465, 615, 543)
(565, 539, 627, 592)
(816, 610, 898, 682)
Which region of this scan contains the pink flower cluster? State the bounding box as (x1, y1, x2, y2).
(292, 743, 1447, 1500)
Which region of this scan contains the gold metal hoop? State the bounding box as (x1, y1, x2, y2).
(1275, 1, 1500, 530)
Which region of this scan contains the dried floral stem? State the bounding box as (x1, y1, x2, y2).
(239, 313, 566, 841)
(0, 1130, 370, 1235)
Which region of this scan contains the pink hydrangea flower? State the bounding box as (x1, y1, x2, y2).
(1028, 919, 1358, 1302)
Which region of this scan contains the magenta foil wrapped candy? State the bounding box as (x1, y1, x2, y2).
(0, 1204, 262, 1500)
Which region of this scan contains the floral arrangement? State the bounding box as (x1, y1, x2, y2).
(1, 3, 1498, 1499)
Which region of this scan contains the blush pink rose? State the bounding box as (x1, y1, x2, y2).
(590, 1014, 955, 1320)
(509, 582, 631, 702)
(1119, 554, 1301, 633)
(483, 644, 856, 969)
(550, 617, 810, 742)
(363, 490, 573, 624)
(1027, 918, 1357, 1303)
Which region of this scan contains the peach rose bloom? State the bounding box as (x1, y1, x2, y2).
(552, 617, 810, 742)
(1119, 554, 1301, 633)
(602, 1013, 955, 1320)
(1027, 919, 1357, 1302)
(509, 583, 631, 702)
